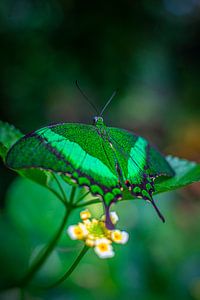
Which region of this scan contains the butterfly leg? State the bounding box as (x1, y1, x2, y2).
(104, 202, 115, 229)
(102, 191, 122, 229)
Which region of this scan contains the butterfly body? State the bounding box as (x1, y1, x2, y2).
(6, 117, 174, 228)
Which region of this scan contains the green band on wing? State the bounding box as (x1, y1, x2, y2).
(39, 128, 118, 186)
(128, 137, 148, 179)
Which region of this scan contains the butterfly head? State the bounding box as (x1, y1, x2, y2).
(93, 116, 104, 126)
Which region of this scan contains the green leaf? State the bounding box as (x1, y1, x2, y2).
(18, 169, 54, 188)
(0, 142, 7, 161)
(6, 177, 67, 245)
(0, 121, 23, 161)
(1, 120, 200, 201)
(155, 155, 200, 193)
(0, 214, 31, 289)
(123, 156, 200, 200)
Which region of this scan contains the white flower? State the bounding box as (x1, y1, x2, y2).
(111, 230, 129, 244)
(85, 238, 95, 247)
(67, 223, 88, 240)
(80, 209, 91, 220)
(67, 209, 129, 259)
(110, 211, 119, 224)
(94, 238, 115, 259)
(101, 211, 119, 225)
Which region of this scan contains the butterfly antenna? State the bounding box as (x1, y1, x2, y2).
(151, 199, 165, 223)
(75, 80, 99, 115)
(100, 89, 118, 117)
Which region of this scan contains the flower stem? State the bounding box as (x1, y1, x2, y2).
(52, 173, 68, 203)
(76, 198, 100, 208)
(69, 186, 76, 205)
(48, 187, 67, 207)
(19, 208, 71, 288)
(75, 190, 90, 204)
(45, 245, 89, 289)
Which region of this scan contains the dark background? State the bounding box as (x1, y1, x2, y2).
(0, 1, 200, 299)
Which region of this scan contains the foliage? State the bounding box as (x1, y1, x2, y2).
(0, 120, 200, 298)
(1, 121, 200, 200)
(1, 1, 200, 299)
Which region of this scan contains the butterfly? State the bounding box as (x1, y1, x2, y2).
(5, 82, 175, 229)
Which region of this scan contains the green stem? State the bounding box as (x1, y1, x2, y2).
(75, 190, 91, 204)
(76, 198, 100, 208)
(46, 245, 89, 289)
(52, 173, 68, 203)
(69, 186, 76, 205)
(19, 208, 71, 288)
(48, 187, 67, 207)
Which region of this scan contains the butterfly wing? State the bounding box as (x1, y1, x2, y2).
(108, 127, 175, 221)
(6, 123, 122, 228)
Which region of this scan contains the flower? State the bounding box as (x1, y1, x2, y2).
(67, 210, 129, 259)
(111, 230, 129, 244)
(101, 211, 119, 224)
(94, 238, 114, 259)
(80, 209, 91, 220)
(67, 223, 88, 240)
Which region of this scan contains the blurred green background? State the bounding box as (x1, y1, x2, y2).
(0, 0, 200, 299)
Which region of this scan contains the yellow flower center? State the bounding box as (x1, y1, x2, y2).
(74, 226, 84, 239)
(113, 232, 122, 241)
(87, 221, 107, 239)
(98, 243, 109, 252)
(67, 210, 128, 259)
(80, 210, 91, 220)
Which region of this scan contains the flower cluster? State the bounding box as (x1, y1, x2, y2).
(67, 209, 129, 259)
